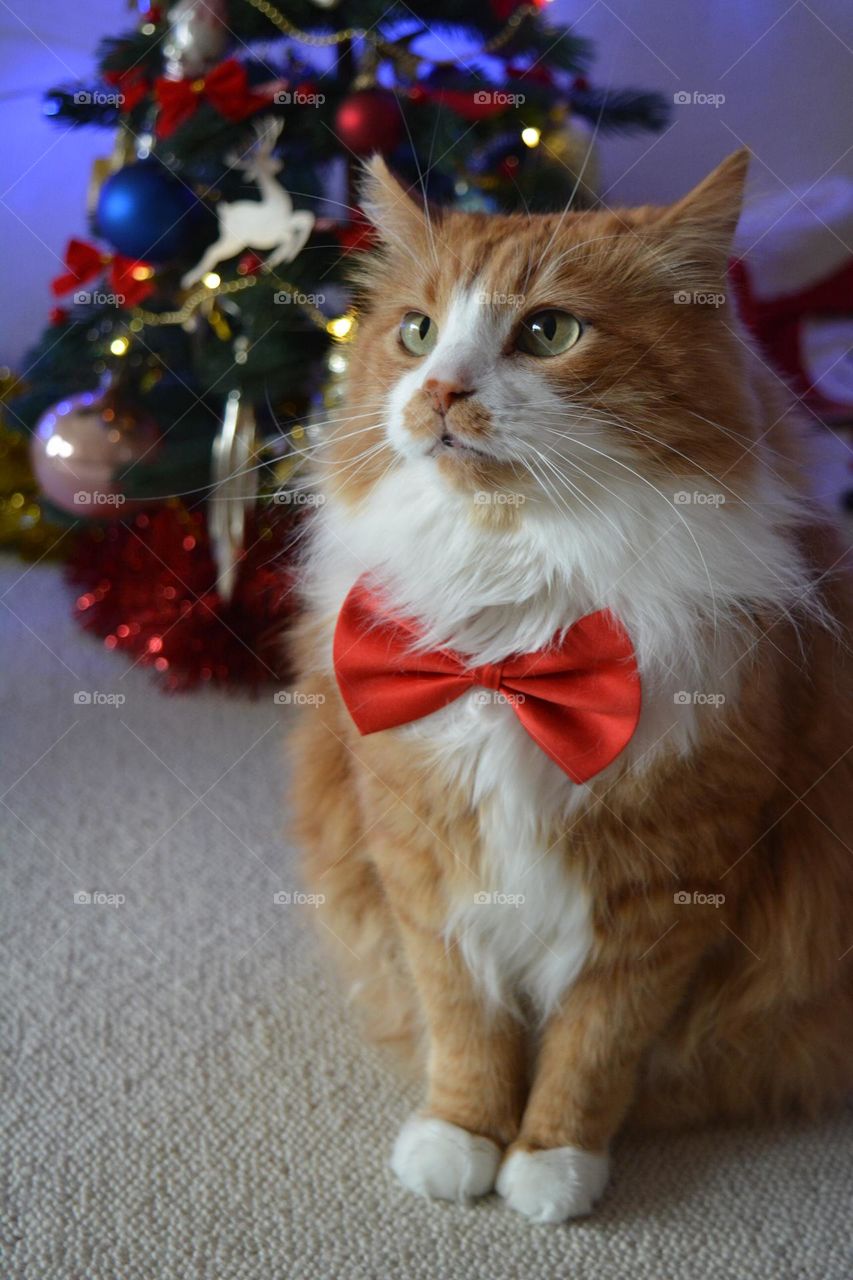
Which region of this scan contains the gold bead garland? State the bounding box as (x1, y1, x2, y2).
(130, 272, 329, 333)
(241, 0, 539, 64)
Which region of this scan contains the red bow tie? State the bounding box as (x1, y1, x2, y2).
(333, 578, 641, 784)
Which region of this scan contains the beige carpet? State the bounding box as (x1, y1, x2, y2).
(2, 556, 852, 1280)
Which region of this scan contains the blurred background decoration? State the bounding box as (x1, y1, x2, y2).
(0, 0, 670, 689)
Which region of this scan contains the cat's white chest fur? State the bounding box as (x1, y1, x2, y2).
(407, 694, 594, 1018)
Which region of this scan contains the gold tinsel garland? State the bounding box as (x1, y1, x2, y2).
(0, 369, 74, 559)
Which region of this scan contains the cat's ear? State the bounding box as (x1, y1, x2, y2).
(360, 155, 427, 245)
(657, 149, 749, 265)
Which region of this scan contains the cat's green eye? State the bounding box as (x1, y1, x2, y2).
(399, 311, 437, 356)
(517, 310, 582, 357)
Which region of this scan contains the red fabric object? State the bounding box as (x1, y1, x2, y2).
(491, 0, 547, 18)
(51, 239, 108, 295)
(154, 59, 271, 139)
(412, 86, 511, 122)
(507, 63, 555, 87)
(51, 238, 154, 306)
(334, 577, 641, 784)
(104, 67, 150, 112)
(729, 256, 853, 411)
(67, 502, 299, 692)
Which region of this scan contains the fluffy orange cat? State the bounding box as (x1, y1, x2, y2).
(288, 149, 853, 1223)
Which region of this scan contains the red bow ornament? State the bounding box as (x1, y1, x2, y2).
(334, 578, 642, 784)
(103, 67, 151, 113)
(155, 59, 271, 139)
(51, 239, 155, 306)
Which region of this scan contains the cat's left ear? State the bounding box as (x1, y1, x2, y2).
(360, 154, 428, 246)
(657, 148, 749, 269)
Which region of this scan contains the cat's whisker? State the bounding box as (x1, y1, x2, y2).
(288, 420, 388, 461)
(528, 446, 632, 544)
(525, 449, 591, 516)
(535, 439, 656, 529)
(535, 84, 611, 269)
(556, 431, 720, 635)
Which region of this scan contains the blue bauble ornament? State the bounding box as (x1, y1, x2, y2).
(96, 160, 213, 263)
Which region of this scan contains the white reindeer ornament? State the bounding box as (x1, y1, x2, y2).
(182, 118, 314, 288)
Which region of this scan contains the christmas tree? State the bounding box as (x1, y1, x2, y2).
(3, 0, 667, 688)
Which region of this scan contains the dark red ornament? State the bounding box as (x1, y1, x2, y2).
(491, 0, 547, 17)
(334, 88, 402, 154)
(335, 209, 379, 253)
(237, 250, 265, 275)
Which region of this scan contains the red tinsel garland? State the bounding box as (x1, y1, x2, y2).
(65, 500, 301, 692)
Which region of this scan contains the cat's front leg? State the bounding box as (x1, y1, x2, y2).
(385, 892, 527, 1203)
(498, 922, 706, 1223)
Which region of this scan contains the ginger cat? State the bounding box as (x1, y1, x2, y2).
(288, 150, 853, 1223)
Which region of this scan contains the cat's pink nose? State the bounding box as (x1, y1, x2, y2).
(424, 378, 473, 415)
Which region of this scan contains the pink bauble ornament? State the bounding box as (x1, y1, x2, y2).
(31, 380, 160, 519)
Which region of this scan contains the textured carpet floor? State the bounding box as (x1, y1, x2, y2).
(2, 556, 852, 1280)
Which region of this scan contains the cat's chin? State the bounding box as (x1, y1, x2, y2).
(426, 443, 521, 498)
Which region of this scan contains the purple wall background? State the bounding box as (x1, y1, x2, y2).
(1, 0, 852, 367)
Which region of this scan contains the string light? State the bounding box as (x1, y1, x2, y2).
(326, 313, 355, 340)
(109, 336, 130, 356)
(202, 272, 221, 289)
(521, 127, 541, 148)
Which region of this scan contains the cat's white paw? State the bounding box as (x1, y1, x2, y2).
(390, 1114, 501, 1202)
(496, 1145, 609, 1223)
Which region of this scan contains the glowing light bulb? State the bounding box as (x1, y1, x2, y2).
(521, 127, 541, 148)
(202, 272, 221, 289)
(110, 337, 130, 356)
(327, 313, 354, 340)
